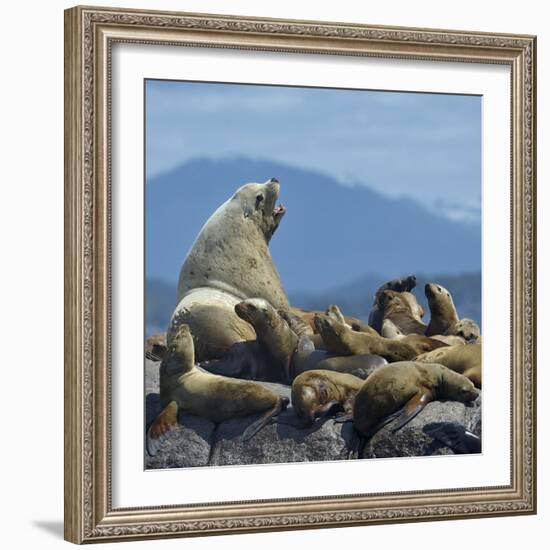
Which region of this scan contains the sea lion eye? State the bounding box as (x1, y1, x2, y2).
(255, 193, 264, 207)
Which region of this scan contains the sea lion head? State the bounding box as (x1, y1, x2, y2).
(313, 314, 346, 339)
(291, 381, 344, 427)
(425, 283, 457, 317)
(235, 298, 276, 327)
(167, 323, 195, 367)
(232, 177, 285, 242)
(447, 318, 481, 342)
(438, 366, 479, 403)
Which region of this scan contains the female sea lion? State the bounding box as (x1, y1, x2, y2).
(170, 179, 289, 362)
(424, 283, 460, 336)
(377, 290, 427, 335)
(446, 318, 481, 343)
(315, 316, 444, 362)
(368, 275, 418, 332)
(146, 324, 288, 456)
(352, 362, 478, 440)
(291, 370, 363, 427)
(415, 343, 482, 388)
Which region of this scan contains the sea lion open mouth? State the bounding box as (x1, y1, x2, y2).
(273, 203, 286, 217)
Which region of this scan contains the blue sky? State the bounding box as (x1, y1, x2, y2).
(146, 80, 481, 223)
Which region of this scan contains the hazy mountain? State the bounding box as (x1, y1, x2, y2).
(146, 157, 481, 293)
(145, 272, 481, 338)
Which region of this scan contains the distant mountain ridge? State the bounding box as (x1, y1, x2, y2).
(146, 272, 481, 338)
(146, 157, 480, 292)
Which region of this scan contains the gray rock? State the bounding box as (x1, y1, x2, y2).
(145, 359, 482, 468)
(210, 410, 355, 466)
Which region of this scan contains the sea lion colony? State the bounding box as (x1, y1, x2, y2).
(147, 179, 482, 459)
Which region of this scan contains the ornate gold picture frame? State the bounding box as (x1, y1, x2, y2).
(64, 5, 536, 544)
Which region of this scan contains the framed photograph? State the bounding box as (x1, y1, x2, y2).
(64, 5, 537, 544)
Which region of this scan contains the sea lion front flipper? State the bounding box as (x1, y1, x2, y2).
(326, 304, 346, 325)
(146, 400, 179, 456)
(423, 422, 482, 454)
(333, 413, 353, 423)
(242, 397, 289, 441)
(390, 390, 434, 433)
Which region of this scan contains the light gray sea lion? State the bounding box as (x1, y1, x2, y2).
(146, 324, 288, 456)
(170, 178, 289, 362)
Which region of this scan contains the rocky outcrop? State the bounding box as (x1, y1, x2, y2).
(145, 359, 481, 469)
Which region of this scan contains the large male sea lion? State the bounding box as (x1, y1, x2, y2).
(415, 343, 482, 388)
(146, 324, 288, 456)
(171, 179, 289, 362)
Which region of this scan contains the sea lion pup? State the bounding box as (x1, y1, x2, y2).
(424, 283, 460, 336)
(290, 370, 363, 427)
(423, 422, 481, 454)
(171, 178, 289, 362)
(368, 275, 418, 332)
(446, 318, 481, 343)
(377, 290, 427, 335)
(146, 324, 288, 456)
(415, 343, 482, 388)
(352, 362, 478, 442)
(145, 333, 168, 362)
(315, 316, 445, 362)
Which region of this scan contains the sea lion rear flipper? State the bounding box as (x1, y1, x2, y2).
(242, 397, 289, 441)
(390, 390, 433, 433)
(146, 400, 179, 456)
(347, 430, 366, 459)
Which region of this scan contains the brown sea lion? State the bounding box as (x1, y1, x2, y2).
(415, 343, 482, 388)
(377, 290, 427, 335)
(290, 306, 366, 335)
(352, 362, 478, 441)
(291, 370, 363, 427)
(446, 318, 481, 343)
(315, 316, 445, 362)
(381, 318, 451, 351)
(146, 324, 288, 456)
(170, 179, 289, 362)
(424, 283, 460, 336)
(368, 275, 418, 332)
